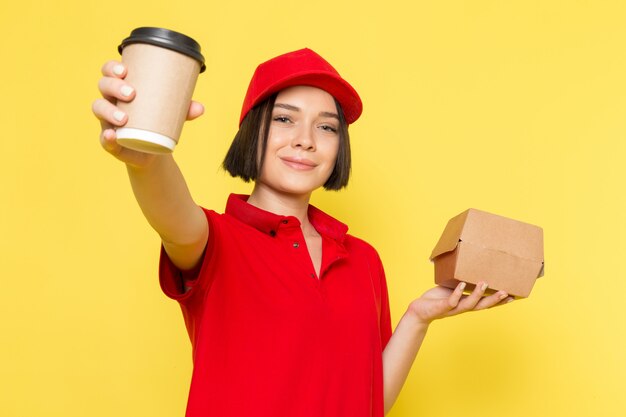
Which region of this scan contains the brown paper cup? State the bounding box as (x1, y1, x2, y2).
(115, 28, 205, 154)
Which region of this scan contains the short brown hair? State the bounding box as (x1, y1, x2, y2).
(223, 94, 351, 190)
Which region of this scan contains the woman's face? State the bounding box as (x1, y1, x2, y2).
(257, 85, 341, 197)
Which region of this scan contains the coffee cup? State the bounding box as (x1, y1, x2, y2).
(115, 27, 205, 154)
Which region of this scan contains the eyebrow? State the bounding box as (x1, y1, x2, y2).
(274, 103, 339, 120)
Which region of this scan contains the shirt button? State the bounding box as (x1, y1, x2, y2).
(269, 230, 276, 237)
(292, 242, 299, 248)
(281, 220, 289, 224)
(310, 273, 315, 279)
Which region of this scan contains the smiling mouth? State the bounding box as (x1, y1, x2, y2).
(280, 156, 317, 171)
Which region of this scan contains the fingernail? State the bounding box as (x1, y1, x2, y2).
(113, 110, 126, 122)
(459, 282, 466, 291)
(113, 64, 124, 75)
(507, 298, 515, 303)
(481, 282, 488, 291)
(498, 292, 508, 300)
(120, 85, 134, 97)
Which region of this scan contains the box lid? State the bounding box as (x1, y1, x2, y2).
(429, 209, 544, 274)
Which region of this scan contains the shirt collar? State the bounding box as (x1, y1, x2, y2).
(225, 194, 348, 242)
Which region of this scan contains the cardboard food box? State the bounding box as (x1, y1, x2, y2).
(430, 209, 544, 298)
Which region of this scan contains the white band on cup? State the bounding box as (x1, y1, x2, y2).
(116, 128, 177, 154)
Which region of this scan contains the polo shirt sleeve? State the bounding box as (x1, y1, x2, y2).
(377, 254, 393, 350)
(159, 207, 220, 302)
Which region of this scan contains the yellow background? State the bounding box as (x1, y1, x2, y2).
(1, 0, 624, 416)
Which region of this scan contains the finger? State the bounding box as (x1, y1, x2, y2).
(500, 296, 515, 306)
(456, 281, 488, 311)
(475, 290, 509, 310)
(100, 128, 122, 154)
(101, 60, 127, 78)
(186, 101, 205, 120)
(98, 76, 135, 103)
(447, 282, 466, 308)
(92, 98, 128, 127)
(100, 129, 156, 166)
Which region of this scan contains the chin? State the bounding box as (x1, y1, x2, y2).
(277, 181, 324, 196)
(264, 176, 328, 196)
(257, 167, 333, 196)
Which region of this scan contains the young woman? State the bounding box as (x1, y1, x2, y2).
(92, 48, 513, 417)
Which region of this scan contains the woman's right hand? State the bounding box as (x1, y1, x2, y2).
(91, 60, 205, 168)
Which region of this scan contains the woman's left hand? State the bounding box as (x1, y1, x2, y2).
(406, 281, 514, 326)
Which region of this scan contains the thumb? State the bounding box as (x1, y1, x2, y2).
(186, 101, 205, 121)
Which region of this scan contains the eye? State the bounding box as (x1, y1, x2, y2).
(273, 116, 291, 123)
(320, 124, 338, 133)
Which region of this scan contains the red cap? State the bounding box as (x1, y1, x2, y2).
(239, 48, 363, 126)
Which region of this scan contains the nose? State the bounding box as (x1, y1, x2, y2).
(291, 124, 316, 151)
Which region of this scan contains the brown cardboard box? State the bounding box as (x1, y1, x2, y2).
(430, 209, 544, 298)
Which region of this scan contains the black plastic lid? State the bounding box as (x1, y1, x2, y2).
(118, 27, 206, 73)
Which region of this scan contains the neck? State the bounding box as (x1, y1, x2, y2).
(247, 183, 313, 229)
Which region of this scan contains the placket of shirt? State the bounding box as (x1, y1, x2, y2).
(276, 219, 348, 290)
(276, 219, 320, 289)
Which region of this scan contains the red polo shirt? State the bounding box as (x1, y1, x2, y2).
(159, 194, 393, 417)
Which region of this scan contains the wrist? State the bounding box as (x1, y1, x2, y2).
(125, 153, 168, 172)
(401, 309, 431, 334)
